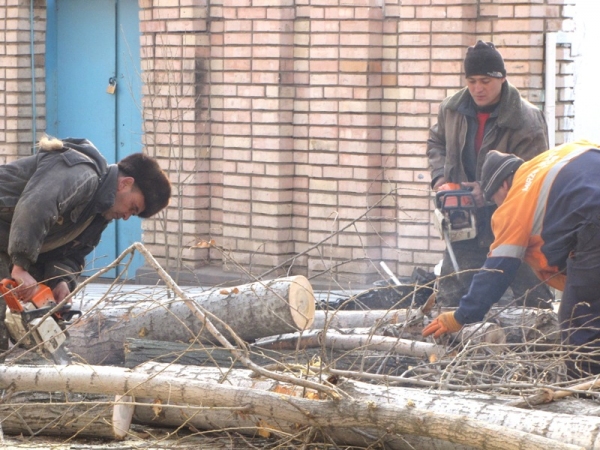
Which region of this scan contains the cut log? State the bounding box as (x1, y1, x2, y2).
(314, 307, 560, 344)
(313, 308, 414, 329)
(123, 337, 416, 376)
(123, 338, 306, 369)
(66, 276, 315, 365)
(253, 329, 446, 360)
(112, 395, 134, 439)
(0, 392, 115, 439)
(0, 364, 588, 450)
(489, 306, 560, 344)
(253, 324, 506, 360)
(0, 363, 587, 450)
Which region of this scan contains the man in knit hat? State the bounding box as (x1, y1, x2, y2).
(426, 40, 552, 308)
(0, 136, 171, 359)
(423, 140, 600, 377)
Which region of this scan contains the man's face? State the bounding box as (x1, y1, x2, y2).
(466, 75, 505, 107)
(102, 177, 145, 221)
(491, 181, 510, 206)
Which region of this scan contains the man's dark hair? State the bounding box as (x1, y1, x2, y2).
(118, 153, 171, 218)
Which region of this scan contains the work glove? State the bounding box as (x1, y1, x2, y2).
(422, 312, 463, 338)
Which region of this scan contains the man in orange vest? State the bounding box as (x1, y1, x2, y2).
(423, 140, 600, 377)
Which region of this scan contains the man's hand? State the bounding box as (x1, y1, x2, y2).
(461, 181, 485, 208)
(422, 312, 463, 338)
(10, 265, 37, 302)
(432, 176, 448, 190)
(52, 281, 71, 303)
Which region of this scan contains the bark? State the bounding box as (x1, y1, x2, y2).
(66, 275, 315, 365)
(253, 329, 447, 360)
(253, 324, 506, 359)
(0, 363, 592, 450)
(0, 392, 115, 439)
(123, 338, 303, 369)
(123, 337, 412, 375)
(314, 307, 560, 344)
(313, 308, 414, 329)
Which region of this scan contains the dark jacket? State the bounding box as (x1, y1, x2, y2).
(0, 138, 118, 289)
(426, 81, 549, 186)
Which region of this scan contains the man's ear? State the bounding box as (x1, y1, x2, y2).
(117, 176, 135, 191)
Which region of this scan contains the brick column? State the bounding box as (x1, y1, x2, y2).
(139, 0, 211, 272)
(0, 2, 45, 161)
(213, 0, 296, 279)
(293, 3, 387, 287)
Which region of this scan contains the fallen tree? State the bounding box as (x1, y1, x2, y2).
(66, 275, 315, 365)
(0, 363, 590, 450)
(0, 392, 115, 439)
(314, 306, 560, 344)
(254, 322, 505, 355)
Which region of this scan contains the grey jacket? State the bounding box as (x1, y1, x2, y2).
(0, 138, 118, 289)
(426, 81, 549, 186)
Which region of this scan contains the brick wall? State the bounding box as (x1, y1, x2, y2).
(138, 0, 212, 273)
(165, 0, 571, 289)
(0, 0, 577, 288)
(0, 1, 45, 164)
(136, 0, 576, 288)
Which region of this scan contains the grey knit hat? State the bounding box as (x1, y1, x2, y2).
(464, 41, 506, 78)
(481, 150, 524, 201)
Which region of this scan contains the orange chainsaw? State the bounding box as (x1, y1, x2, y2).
(1, 278, 80, 364)
(433, 183, 478, 272)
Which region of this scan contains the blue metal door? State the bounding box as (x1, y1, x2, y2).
(46, 0, 143, 279)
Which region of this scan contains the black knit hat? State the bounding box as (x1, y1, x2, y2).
(117, 153, 171, 218)
(464, 41, 506, 78)
(480, 150, 524, 201)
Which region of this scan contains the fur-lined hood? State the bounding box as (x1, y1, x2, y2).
(39, 136, 109, 176)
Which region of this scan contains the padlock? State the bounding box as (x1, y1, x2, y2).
(106, 77, 117, 94)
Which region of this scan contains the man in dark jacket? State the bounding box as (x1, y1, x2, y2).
(0, 136, 171, 356)
(426, 40, 552, 308)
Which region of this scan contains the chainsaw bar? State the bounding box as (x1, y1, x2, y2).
(443, 228, 461, 273)
(50, 344, 72, 365)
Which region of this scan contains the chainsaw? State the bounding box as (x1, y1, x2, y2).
(1, 278, 81, 364)
(433, 183, 478, 272)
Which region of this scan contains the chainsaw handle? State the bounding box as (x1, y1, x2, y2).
(435, 189, 476, 210)
(0, 278, 23, 312)
(1, 278, 58, 313)
(30, 283, 56, 309)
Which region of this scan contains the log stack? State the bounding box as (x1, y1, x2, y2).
(3, 267, 594, 450)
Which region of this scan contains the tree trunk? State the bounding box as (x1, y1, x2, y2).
(123, 337, 415, 376)
(314, 307, 560, 344)
(4, 383, 599, 448)
(0, 392, 115, 439)
(0, 363, 591, 450)
(67, 276, 315, 365)
(313, 308, 412, 329)
(252, 326, 505, 360)
(123, 338, 300, 369)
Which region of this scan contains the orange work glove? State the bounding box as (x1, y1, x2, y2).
(422, 312, 463, 338)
